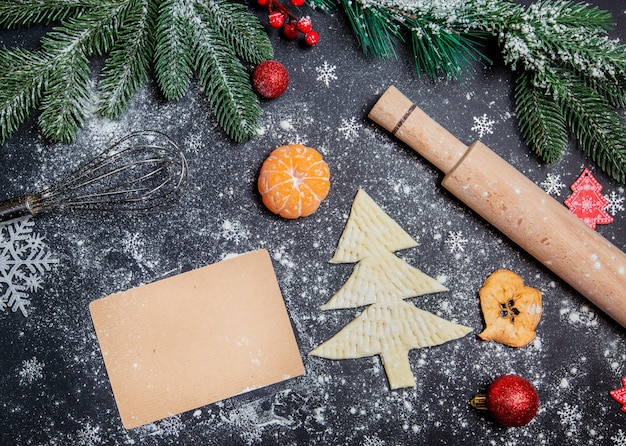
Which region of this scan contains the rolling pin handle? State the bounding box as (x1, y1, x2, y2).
(368, 86, 468, 174)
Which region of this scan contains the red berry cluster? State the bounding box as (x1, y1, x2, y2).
(257, 0, 319, 46)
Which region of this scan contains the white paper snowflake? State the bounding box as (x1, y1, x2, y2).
(541, 173, 566, 196)
(220, 220, 250, 245)
(444, 231, 468, 254)
(338, 117, 362, 141)
(18, 357, 45, 385)
(612, 429, 626, 446)
(557, 402, 582, 435)
(0, 218, 57, 317)
(605, 190, 625, 215)
(471, 114, 495, 138)
(316, 61, 337, 87)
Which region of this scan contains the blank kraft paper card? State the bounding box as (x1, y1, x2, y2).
(89, 249, 305, 429)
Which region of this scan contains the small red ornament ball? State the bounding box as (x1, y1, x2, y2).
(252, 61, 289, 99)
(268, 11, 285, 28)
(297, 16, 312, 33)
(480, 375, 539, 427)
(283, 22, 299, 40)
(304, 30, 319, 46)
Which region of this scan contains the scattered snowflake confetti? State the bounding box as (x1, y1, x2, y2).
(560, 305, 598, 328)
(18, 357, 45, 385)
(156, 415, 185, 437)
(540, 173, 566, 196)
(0, 218, 57, 317)
(362, 434, 386, 446)
(76, 422, 102, 446)
(444, 231, 468, 254)
(183, 133, 204, 154)
(315, 61, 337, 87)
(605, 190, 625, 215)
(470, 114, 495, 138)
(338, 117, 362, 141)
(389, 179, 412, 195)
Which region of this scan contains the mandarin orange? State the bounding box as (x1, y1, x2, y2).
(258, 144, 330, 219)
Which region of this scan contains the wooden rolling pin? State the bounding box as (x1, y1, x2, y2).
(369, 86, 626, 329)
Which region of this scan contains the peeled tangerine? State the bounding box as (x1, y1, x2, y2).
(258, 144, 330, 219)
(478, 269, 542, 348)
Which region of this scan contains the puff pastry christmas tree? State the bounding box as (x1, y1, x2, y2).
(310, 190, 471, 389)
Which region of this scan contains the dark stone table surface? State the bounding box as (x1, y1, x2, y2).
(1, 2, 625, 445)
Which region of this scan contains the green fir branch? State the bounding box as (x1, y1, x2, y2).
(33, 5, 129, 141)
(406, 18, 488, 79)
(194, 0, 273, 64)
(0, 48, 51, 144)
(338, 0, 494, 78)
(340, 0, 401, 59)
(154, 0, 194, 101)
(306, 0, 336, 13)
(98, 0, 157, 117)
(0, 0, 93, 28)
(534, 0, 613, 31)
(192, 3, 261, 143)
(0, 0, 273, 144)
(514, 71, 568, 163)
(551, 71, 626, 183)
(587, 75, 626, 109)
(38, 48, 91, 143)
(39, 4, 128, 58)
(497, 0, 626, 83)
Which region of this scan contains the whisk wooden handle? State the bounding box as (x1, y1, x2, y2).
(0, 196, 35, 222)
(369, 86, 626, 329)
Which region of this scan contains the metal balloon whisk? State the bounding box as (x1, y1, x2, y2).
(0, 131, 188, 222)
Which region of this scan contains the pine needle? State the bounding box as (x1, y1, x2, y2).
(0, 0, 92, 28)
(98, 0, 156, 118)
(195, 0, 273, 64)
(554, 72, 626, 183)
(514, 71, 567, 163)
(0, 48, 50, 144)
(341, 0, 401, 59)
(38, 49, 91, 143)
(193, 7, 261, 143)
(154, 0, 194, 102)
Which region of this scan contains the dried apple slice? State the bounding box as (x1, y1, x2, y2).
(478, 269, 542, 348)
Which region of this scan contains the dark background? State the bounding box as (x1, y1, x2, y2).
(1, 1, 625, 445)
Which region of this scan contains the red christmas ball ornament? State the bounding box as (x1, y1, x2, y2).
(290, 0, 305, 6)
(252, 60, 289, 99)
(470, 374, 539, 427)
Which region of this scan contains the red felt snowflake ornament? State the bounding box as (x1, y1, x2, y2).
(610, 377, 626, 412)
(564, 168, 613, 230)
